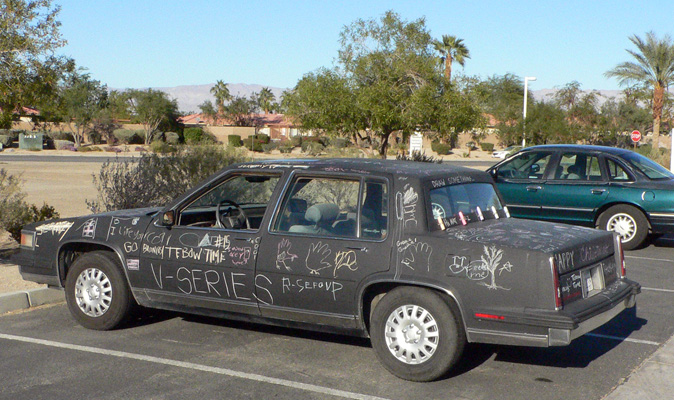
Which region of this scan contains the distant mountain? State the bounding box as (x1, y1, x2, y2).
(147, 83, 624, 114)
(152, 83, 288, 113)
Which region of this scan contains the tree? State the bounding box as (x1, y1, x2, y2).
(224, 95, 257, 126)
(285, 11, 480, 158)
(198, 100, 218, 123)
(210, 80, 231, 114)
(433, 35, 470, 81)
(0, 0, 72, 128)
(59, 71, 108, 147)
(256, 87, 276, 114)
(124, 89, 180, 144)
(605, 32, 674, 148)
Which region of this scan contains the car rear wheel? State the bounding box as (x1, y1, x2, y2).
(65, 251, 135, 330)
(597, 205, 648, 250)
(370, 287, 465, 381)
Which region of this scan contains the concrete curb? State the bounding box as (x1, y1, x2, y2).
(0, 288, 64, 314)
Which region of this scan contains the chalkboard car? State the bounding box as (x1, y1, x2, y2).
(17, 159, 640, 381)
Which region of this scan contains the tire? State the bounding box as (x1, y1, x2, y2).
(597, 205, 648, 251)
(65, 251, 135, 330)
(370, 287, 465, 381)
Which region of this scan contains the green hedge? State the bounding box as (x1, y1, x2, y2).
(480, 142, 494, 152)
(0, 135, 11, 147)
(228, 134, 242, 147)
(164, 132, 180, 144)
(431, 141, 451, 155)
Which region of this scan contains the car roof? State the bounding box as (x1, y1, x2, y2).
(232, 158, 485, 178)
(519, 144, 632, 155)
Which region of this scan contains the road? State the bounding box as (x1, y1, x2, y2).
(1, 238, 672, 400)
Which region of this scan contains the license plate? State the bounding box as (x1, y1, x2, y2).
(582, 265, 605, 298)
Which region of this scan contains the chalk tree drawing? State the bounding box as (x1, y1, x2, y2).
(306, 241, 332, 275)
(448, 246, 514, 290)
(276, 239, 298, 271)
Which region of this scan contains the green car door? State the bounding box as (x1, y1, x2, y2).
(538, 152, 608, 226)
(491, 151, 555, 219)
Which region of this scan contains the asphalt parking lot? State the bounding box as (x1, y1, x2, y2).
(0, 237, 673, 400)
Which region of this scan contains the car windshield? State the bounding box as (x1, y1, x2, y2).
(428, 182, 506, 231)
(620, 152, 674, 180)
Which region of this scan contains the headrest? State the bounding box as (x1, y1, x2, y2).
(305, 203, 339, 224)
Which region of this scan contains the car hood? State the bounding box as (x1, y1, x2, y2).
(444, 218, 615, 273)
(88, 207, 162, 219)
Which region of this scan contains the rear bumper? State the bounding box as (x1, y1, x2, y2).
(467, 278, 640, 347)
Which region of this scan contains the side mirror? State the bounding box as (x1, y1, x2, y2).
(160, 210, 175, 227)
(530, 164, 540, 174)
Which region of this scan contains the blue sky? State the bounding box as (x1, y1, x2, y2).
(57, 0, 673, 91)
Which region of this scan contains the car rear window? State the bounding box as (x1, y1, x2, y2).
(428, 182, 504, 231)
(620, 152, 674, 180)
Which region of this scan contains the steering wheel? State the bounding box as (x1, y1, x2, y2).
(216, 199, 250, 229)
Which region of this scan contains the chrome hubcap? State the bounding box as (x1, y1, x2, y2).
(74, 268, 112, 317)
(607, 213, 636, 243)
(384, 305, 439, 365)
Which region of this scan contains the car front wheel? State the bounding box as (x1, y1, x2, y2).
(370, 287, 465, 381)
(597, 205, 648, 250)
(65, 251, 135, 330)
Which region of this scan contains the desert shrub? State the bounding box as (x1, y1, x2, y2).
(150, 140, 177, 154)
(0, 135, 11, 147)
(466, 141, 478, 150)
(0, 169, 60, 242)
(104, 146, 123, 153)
(303, 142, 325, 156)
(228, 135, 242, 147)
(480, 142, 494, 152)
(113, 129, 144, 145)
(330, 137, 350, 149)
(290, 135, 302, 147)
(279, 144, 293, 154)
(78, 146, 103, 152)
(48, 131, 75, 142)
(54, 140, 75, 150)
(243, 134, 270, 152)
(431, 141, 451, 155)
(396, 151, 442, 163)
(87, 145, 249, 212)
(261, 142, 278, 154)
(184, 127, 205, 144)
(164, 132, 180, 144)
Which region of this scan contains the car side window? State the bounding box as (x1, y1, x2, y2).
(178, 174, 280, 229)
(497, 152, 552, 180)
(274, 177, 388, 239)
(607, 158, 632, 181)
(555, 153, 602, 181)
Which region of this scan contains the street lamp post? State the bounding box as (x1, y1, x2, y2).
(522, 76, 537, 147)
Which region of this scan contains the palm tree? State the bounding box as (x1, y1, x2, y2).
(433, 35, 470, 81)
(209, 80, 232, 114)
(256, 87, 276, 114)
(605, 32, 674, 148)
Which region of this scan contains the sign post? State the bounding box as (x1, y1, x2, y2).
(631, 130, 641, 149)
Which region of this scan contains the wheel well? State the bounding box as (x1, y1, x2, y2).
(595, 202, 651, 230)
(57, 243, 120, 285)
(361, 282, 463, 336)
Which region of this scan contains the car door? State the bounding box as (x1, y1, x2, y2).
(539, 152, 608, 225)
(255, 173, 392, 329)
(135, 171, 282, 315)
(491, 150, 555, 219)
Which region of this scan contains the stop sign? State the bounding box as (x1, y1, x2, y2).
(631, 130, 641, 143)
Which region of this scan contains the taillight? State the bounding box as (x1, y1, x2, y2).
(550, 257, 562, 310)
(20, 231, 35, 249)
(617, 235, 626, 278)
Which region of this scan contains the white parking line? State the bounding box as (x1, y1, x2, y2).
(586, 333, 661, 346)
(0, 333, 390, 400)
(641, 287, 674, 293)
(625, 256, 672, 263)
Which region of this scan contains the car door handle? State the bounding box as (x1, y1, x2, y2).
(591, 189, 607, 195)
(347, 246, 369, 253)
(526, 185, 542, 192)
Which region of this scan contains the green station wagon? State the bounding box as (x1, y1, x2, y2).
(488, 144, 674, 250)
